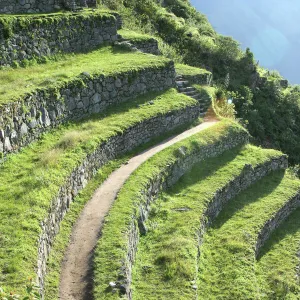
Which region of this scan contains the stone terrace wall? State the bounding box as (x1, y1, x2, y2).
(113, 129, 251, 298)
(129, 38, 160, 55)
(255, 191, 300, 256)
(0, 62, 176, 156)
(118, 147, 287, 298)
(0, 0, 96, 14)
(0, 12, 118, 67)
(37, 102, 201, 296)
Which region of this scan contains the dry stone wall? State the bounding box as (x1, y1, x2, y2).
(121, 154, 288, 299)
(0, 0, 96, 14)
(37, 102, 201, 297)
(256, 191, 300, 256)
(114, 128, 251, 298)
(129, 39, 160, 56)
(110, 142, 288, 298)
(0, 12, 118, 67)
(0, 62, 176, 156)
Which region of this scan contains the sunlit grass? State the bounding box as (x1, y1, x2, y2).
(0, 88, 196, 294)
(0, 45, 169, 105)
(132, 145, 283, 300)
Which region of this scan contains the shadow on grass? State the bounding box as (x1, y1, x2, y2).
(257, 207, 300, 260)
(168, 144, 246, 196)
(211, 169, 285, 230)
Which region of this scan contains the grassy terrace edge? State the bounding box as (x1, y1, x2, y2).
(197, 171, 300, 299)
(93, 119, 249, 299)
(175, 63, 211, 77)
(0, 46, 170, 105)
(0, 9, 114, 37)
(43, 116, 203, 300)
(131, 145, 286, 300)
(118, 29, 157, 43)
(0, 88, 197, 295)
(256, 207, 300, 298)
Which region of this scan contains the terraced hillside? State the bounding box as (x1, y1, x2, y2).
(0, 2, 300, 300)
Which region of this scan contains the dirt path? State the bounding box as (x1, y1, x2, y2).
(59, 121, 217, 300)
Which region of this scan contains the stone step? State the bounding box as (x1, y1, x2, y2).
(183, 91, 198, 97)
(176, 80, 189, 87)
(186, 87, 196, 92)
(178, 87, 187, 92)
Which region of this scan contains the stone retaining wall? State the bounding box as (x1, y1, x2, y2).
(121, 153, 287, 299)
(37, 102, 201, 297)
(116, 128, 251, 298)
(129, 39, 160, 55)
(198, 156, 288, 240)
(0, 12, 118, 67)
(109, 138, 288, 299)
(255, 191, 300, 256)
(0, 62, 176, 157)
(0, 0, 96, 14)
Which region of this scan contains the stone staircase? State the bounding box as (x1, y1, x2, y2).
(175, 75, 212, 118)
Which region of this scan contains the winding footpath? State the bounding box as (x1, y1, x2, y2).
(59, 120, 218, 300)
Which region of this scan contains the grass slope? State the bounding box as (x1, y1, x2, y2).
(118, 29, 156, 43)
(175, 63, 211, 77)
(131, 145, 283, 300)
(93, 120, 248, 299)
(0, 88, 196, 294)
(198, 171, 300, 299)
(0, 45, 169, 105)
(43, 117, 200, 300)
(256, 208, 300, 299)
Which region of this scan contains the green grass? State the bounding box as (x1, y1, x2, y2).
(0, 88, 196, 294)
(0, 45, 170, 105)
(43, 116, 202, 300)
(118, 29, 156, 43)
(93, 119, 249, 299)
(0, 8, 112, 18)
(256, 208, 300, 299)
(131, 145, 283, 300)
(175, 63, 211, 77)
(197, 171, 300, 300)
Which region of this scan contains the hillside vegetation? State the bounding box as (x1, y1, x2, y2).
(99, 0, 300, 165)
(1, 1, 300, 299)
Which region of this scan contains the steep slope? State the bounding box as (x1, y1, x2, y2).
(98, 0, 300, 165)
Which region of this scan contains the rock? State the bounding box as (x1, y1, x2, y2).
(4, 137, 12, 152)
(40, 107, 51, 127)
(19, 123, 28, 137)
(28, 119, 37, 129)
(115, 78, 122, 88)
(92, 93, 101, 104)
(81, 72, 91, 78)
(0, 129, 4, 140)
(10, 130, 18, 144)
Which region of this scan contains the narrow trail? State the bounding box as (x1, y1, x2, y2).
(59, 120, 218, 300)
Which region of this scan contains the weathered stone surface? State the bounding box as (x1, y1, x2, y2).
(0, 62, 176, 157)
(0, 0, 96, 14)
(0, 13, 118, 67)
(116, 38, 161, 56)
(256, 191, 300, 256)
(36, 102, 201, 296)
